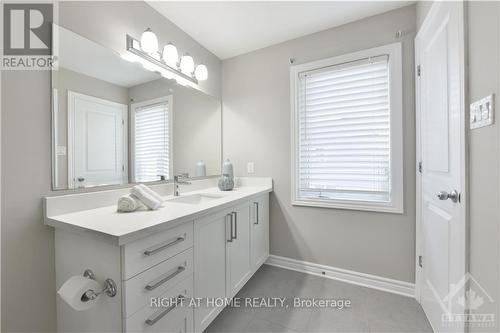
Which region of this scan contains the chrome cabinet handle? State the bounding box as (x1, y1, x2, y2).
(437, 190, 460, 203)
(145, 266, 186, 291)
(143, 236, 185, 256)
(253, 202, 259, 225)
(226, 214, 233, 243)
(145, 295, 185, 326)
(231, 212, 237, 240)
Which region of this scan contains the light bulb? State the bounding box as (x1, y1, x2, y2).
(140, 28, 158, 53)
(180, 54, 195, 75)
(195, 64, 208, 81)
(162, 43, 178, 68)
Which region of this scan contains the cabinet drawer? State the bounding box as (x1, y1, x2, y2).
(125, 277, 193, 333)
(123, 222, 194, 279)
(124, 248, 193, 318)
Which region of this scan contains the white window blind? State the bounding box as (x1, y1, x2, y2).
(134, 100, 170, 182)
(297, 55, 391, 203)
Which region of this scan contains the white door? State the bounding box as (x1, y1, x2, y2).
(226, 203, 252, 298)
(415, 2, 466, 332)
(68, 91, 127, 188)
(250, 194, 269, 270)
(194, 211, 228, 332)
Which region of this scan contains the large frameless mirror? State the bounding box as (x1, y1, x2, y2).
(51, 25, 222, 190)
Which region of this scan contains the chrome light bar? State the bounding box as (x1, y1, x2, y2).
(125, 34, 198, 85)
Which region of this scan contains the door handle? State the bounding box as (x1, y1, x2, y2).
(437, 190, 460, 203)
(253, 202, 259, 225)
(77, 177, 85, 182)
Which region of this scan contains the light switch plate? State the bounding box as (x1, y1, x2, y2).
(470, 94, 494, 129)
(247, 162, 255, 174)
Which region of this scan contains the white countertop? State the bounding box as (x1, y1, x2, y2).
(45, 181, 272, 245)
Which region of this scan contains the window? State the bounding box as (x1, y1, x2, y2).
(291, 44, 403, 213)
(131, 96, 172, 183)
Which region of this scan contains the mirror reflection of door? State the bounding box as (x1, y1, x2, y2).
(68, 91, 128, 188)
(131, 96, 173, 183)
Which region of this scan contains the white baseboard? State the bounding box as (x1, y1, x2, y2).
(265, 255, 415, 298)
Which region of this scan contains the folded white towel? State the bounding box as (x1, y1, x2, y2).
(131, 185, 162, 210)
(139, 184, 163, 205)
(117, 194, 145, 212)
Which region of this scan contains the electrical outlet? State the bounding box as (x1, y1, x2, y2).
(247, 162, 255, 174)
(57, 146, 67, 156)
(470, 94, 494, 129)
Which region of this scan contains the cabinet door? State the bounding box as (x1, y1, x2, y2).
(250, 194, 269, 270)
(226, 203, 252, 298)
(194, 211, 229, 332)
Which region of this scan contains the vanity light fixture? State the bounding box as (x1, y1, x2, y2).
(195, 64, 208, 81)
(125, 30, 208, 86)
(140, 28, 158, 53)
(180, 54, 195, 75)
(162, 43, 178, 68)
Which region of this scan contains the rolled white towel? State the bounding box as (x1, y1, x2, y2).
(139, 184, 163, 205)
(131, 185, 162, 210)
(117, 194, 145, 212)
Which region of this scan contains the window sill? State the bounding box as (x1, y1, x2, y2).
(291, 198, 404, 214)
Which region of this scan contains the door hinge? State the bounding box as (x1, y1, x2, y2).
(418, 255, 423, 268)
(417, 65, 421, 77)
(418, 161, 422, 173)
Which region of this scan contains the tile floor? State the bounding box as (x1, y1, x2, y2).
(205, 265, 433, 333)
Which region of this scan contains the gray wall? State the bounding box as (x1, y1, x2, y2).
(416, 2, 500, 331)
(1, 2, 221, 331)
(466, 2, 500, 332)
(222, 5, 417, 282)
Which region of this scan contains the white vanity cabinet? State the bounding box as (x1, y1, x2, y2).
(45, 179, 271, 333)
(193, 210, 229, 331)
(250, 195, 270, 270)
(226, 202, 252, 298)
(194, 193, 269, 332)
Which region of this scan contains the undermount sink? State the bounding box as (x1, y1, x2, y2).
(167, 193, 225, 205)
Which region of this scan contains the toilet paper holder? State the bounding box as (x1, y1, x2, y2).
(81, 269, 117, 302)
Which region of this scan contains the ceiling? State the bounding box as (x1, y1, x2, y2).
(147, 1, 413, 60)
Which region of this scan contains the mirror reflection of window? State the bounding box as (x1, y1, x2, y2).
(132, 96, 173, 183)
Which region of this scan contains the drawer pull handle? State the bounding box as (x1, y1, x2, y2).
(145, 295, 185, 326)
(145, 266, 186, 291)
(143, 237, 185, 256)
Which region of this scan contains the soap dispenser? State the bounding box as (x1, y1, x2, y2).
(218, 159, 234, 191)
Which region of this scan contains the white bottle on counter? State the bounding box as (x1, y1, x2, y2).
(196, 160, 206, 177)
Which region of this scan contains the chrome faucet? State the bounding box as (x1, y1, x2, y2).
(173, 173, 191, 196)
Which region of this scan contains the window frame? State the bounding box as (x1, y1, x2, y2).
(130, 95, 174, 183)
(290, 43, 404, 213)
